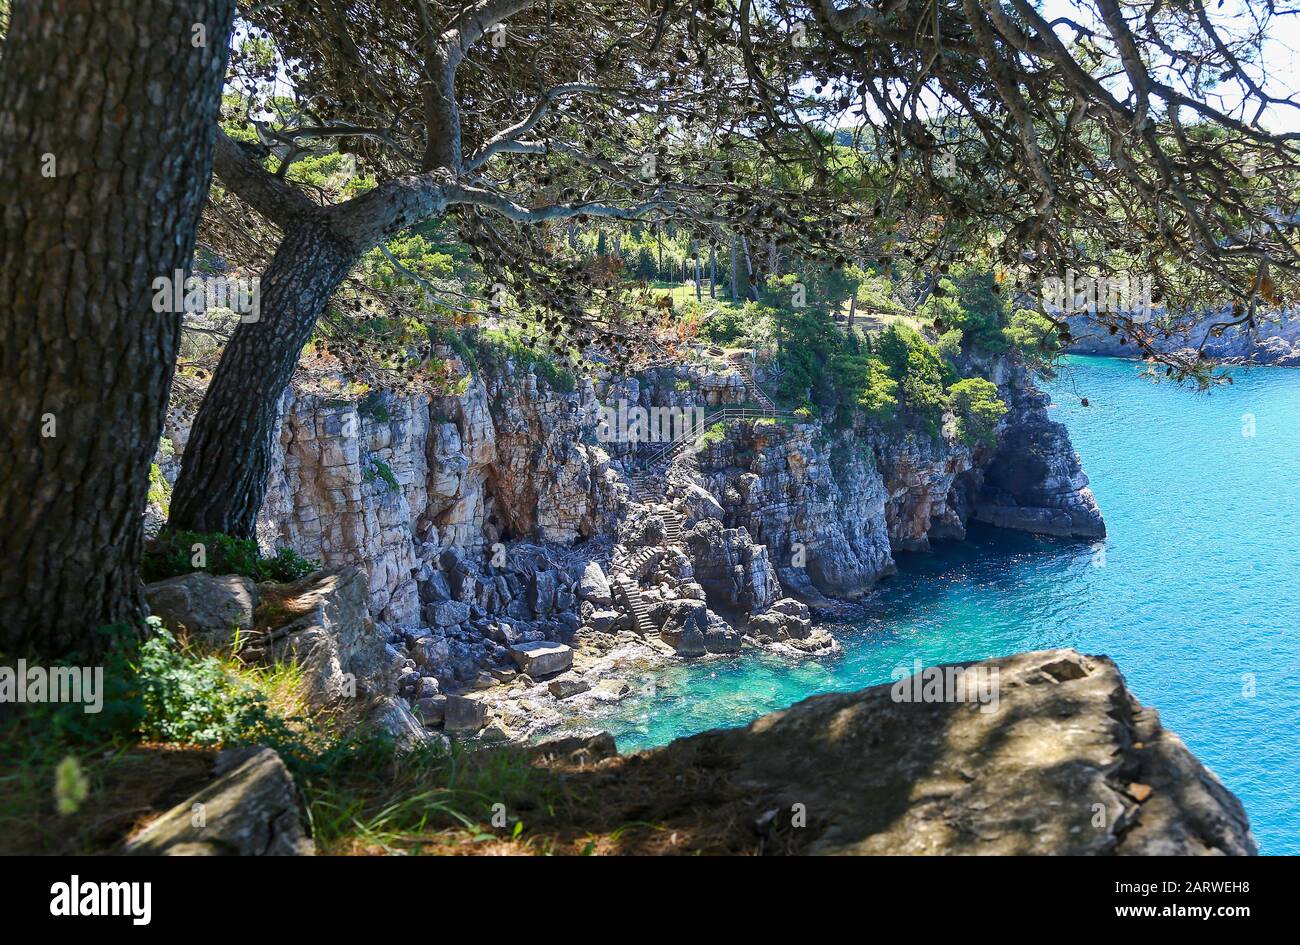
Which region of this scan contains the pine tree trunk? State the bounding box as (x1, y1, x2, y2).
(0, 0, 235, 657)
(730, 236, 739, 301)
(168, 224, 358, 537)
(709, 244, 717, 299)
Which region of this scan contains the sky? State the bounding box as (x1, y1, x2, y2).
(1040, 0, 1300, 134)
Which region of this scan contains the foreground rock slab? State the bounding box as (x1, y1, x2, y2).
(126, 748, 314, 856)
(544, 649, 1255, 855)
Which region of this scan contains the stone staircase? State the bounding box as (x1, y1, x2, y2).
(727, 351, 776, 413)
(611, 349, 785, 642)
(612, 573, 656, 636)
(662, 510, 684, 544)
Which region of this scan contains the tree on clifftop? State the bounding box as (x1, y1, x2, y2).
(0, 0, 236, 656)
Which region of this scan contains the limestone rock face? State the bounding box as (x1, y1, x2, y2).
(684, 518, 781, 615)
(126, 748, 313, 856)
(697, 421, 895, 601)
(253, 566, 393, 708)
(571, 650, 1255, 855)
(875, 436, 975, 552)
(144, 572, 257, 648)
(971, 365, 1106, 539)
(257, 388, 431, 626)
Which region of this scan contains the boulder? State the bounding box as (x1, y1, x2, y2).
(443, 694, 487, 733)
(144, 572, 257, 649)
(254, 567, 392, 708)
(509, 640, 573, 677)
(367, 696, 430, 750)
(428, 599, 471, 627)
(415, 695, 447, 726)
(126, 748, 313, 856)
(548, 677, 591, 699)
(529, 570, 558, 615)
(578, 561, 613, 606)
(587, 609, 623, 633)
(571, 650, 1256, 855)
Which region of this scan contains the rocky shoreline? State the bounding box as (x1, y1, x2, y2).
(150, 346, 1106, 747)
(1067, 308, 1300, 367)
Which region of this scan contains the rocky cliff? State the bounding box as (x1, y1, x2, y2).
(127, 646, 1256, 855)
(154, 346, 1105, 742)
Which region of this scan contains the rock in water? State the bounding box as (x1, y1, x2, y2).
(509, 641, 573, 677)
(569, 649, 1254, 855)
(126, 748, 313, 856)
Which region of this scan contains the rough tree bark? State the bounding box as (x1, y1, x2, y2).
(0, 0, 235, 656)
(166, 225, 358, 536)
(168, 133, 448, 537)
(730, 235, 740, 301)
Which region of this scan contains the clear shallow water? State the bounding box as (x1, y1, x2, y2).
(592, 355, 1300, 853)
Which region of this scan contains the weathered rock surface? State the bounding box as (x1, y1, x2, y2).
(126, 747, 313, 856)
(144, 572, 258, 648)
(544, 650, 1255, 855)
(510, 640, 574, 677)
(253, 566, 394, 707)
(697, 421, 895, 602)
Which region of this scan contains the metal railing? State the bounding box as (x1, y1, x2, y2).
(640, 405, 797, 470)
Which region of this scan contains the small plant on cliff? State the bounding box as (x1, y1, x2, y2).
(364, 458, 399, 492)
(948, 377, 1008, 448)
(144, 530, 319, 584)
(698, 421, 728, 447)
(147, 463, 171, 514)
(358, 390, 392, 423)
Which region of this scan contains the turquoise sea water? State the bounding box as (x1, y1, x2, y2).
(593, 355, 1300, 853)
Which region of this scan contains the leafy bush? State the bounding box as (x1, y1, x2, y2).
(948, 377, 1008, 447)
(144, 530, 319, 584)
(875, 323, 949, 434)
(357, 390, 392, 423)
(697, 421, 729, 446)
(471, 327, 575, 392)
(147, 463, 171, 513)
(856, 357, 899, 422)
(1002, 308, 1061, 372)
(136, 620, 290, 746)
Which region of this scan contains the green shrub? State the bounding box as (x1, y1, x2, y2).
(471, 327, 575, 392)
(1003, 308, 1061, 372)
(144, 530, 319, 584)
(948, 377, 1008, 447)
(876, 323, 949, 434)
(358, 391, 392, 423)
(856, 357, 899, 422)
(147, 463, 171, 513)
(697, 421, 728, 446)
(136, 620, 291, 747)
